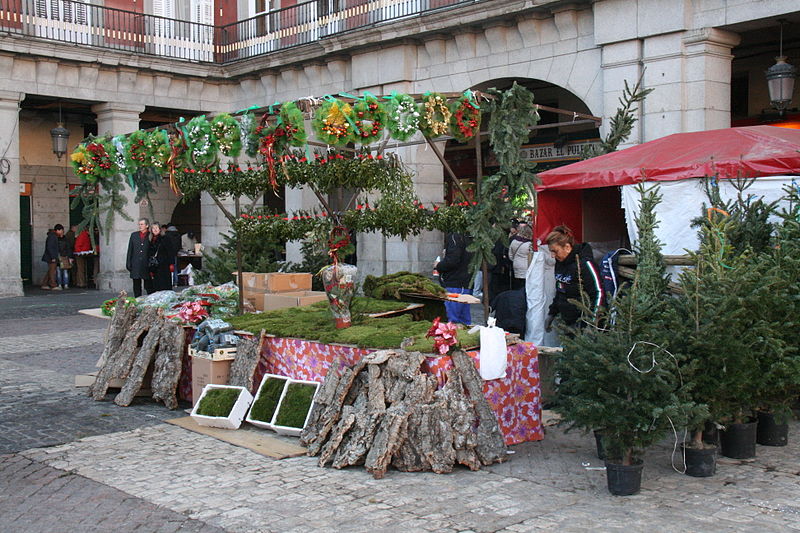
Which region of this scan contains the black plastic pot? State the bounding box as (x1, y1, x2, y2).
(720, 420, 758, 459)
(594, 430, 606, 460)
(756, 411, 788, 447)
(682, 443, 717, 477)
(605, 460, 643, 496)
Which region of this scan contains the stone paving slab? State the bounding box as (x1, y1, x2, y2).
(0, 453, 226, 533)
(20, 420, 800, 533)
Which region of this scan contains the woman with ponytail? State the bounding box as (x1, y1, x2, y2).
(544, 225, 602, 331)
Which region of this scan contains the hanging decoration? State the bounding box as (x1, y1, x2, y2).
(167, 131, 187, 195)
(312, 98, 356, 145)
(385, 93, 421, 142)
(449, 92, 481, 143)
(418, 92, 451, 137)
(70, 137, 119, 185)
(281, 149, 401, 192)
(143, 129, 171, 171)
(210, 113, 242, 157)
(124, 129, 150, 174)
(278, 101, 308, 148)
(183, 115, 218, 168)
(352, 94, 386, 145)
(240, 112, 260, 157)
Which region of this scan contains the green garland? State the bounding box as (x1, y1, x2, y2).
(183, 115, 218, 168)
(352, 95, 386, 145)
(449, 92, 481, 143)
(312, 98, 356, 145)
(385, 93, 420, 142)
(70, 136, 119, 185)
(281, 149, 403, 192)
(210, 113, 242, 157)
(279, 102, 307, 148)
(418, 92, 451, 137)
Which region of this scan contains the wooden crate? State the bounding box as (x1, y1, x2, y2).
(188, 346, 237, 361)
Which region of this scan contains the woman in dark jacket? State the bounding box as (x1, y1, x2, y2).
(435, 232, 473, 325)
(147, 222, 175, 292)
(544, 225, 602, 330)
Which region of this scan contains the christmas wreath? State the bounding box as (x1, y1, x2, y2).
(449, 92, 481, 143)
(279, 101, 307, 148)
(182, 115, 218, 168)
(143, 129, 171, 171)
(210, 113, 242, 157)
(385, 93, 420, 142)
(418, 92, 451, 138)
(70, 137, 119, 185)
(312, 98, 356, 145)
(352, 95, 386, 145)
(124, 129, 149, 173)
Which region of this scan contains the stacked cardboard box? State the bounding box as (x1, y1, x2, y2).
(235, 272, 327, 311)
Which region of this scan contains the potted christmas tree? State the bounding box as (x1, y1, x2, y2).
(553, 185, 699, 495)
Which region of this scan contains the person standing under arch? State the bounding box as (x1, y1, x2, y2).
(126, 218, 150, 297)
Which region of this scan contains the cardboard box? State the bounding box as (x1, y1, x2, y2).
(261, 291, 328, 311)
(234, 272, 312, 293)
(191, 356, 233, 406)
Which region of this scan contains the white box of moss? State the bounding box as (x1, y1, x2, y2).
(245, 374, 289, 430)
(271, 378, 321, 436)
(190, 384, 253, 429)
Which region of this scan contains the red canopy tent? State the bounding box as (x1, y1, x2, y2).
(532, 126, 800, 242)
(537, 125, 800, 191)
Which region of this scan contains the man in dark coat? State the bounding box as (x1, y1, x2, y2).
(435, 232, 474, 325)
(40, 224, 64, 290)
(126, 218, 150, 297)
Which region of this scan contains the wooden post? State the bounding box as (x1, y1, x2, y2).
(475, 134, 490, 320)
(235, 196, 244, 314)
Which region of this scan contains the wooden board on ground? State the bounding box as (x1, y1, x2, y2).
(367, 303, 425, 319)
(165, 416, 307, 459)
(78, 308, 110, 320)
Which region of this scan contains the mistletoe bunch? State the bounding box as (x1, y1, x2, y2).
(70, 137, 119, 185)
(449, 93, 481, 143)
(418, 92, 451, 137)
(210, 113, 242, 157)
(385, 93, 420, 141)
(281, 149, 401, 192)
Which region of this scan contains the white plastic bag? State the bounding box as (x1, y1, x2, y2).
(525, 242, 559, 346)
(471, 317, 507, 380)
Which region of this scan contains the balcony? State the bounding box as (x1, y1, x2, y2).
(0, 0, 476, 64)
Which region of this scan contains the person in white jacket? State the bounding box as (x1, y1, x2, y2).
(508, 223, 532, 290)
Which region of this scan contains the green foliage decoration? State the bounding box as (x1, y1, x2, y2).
(124, 129, 150, 173)
(210, 113, 242, 157)
(195, 387, 241, 417)
(418, 92, 451, 137)
(582, 76, 653, 159)
(312, 98, 356, 145)
(194, 230, 284, 286)
(466, 83, 540, 277)
(362, 271, 446, 300)
(385, 93, 420, 141)
(70, 136, 119, 185)
(352, 95, 386, 144)
(448, 92, 481, 143)
(182, 115, 218, 168)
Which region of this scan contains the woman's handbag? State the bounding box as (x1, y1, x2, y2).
(148, 253, 159, 272)
(58, 256, 72, 270)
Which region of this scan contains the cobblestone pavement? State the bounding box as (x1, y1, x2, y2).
(3, 289, 800, 532)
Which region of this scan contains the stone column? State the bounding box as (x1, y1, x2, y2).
(92, 102, 145, 293)
(0, 91, 25, 297)
(600, 39, 644, 146)
(681, 28, 740, 133)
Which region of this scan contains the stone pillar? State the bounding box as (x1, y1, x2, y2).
(92, 102, 145, 293)
(0, 91, 25, 297)
(357, 140, 445, 279)
(681, 28, 740, 133)
(600, 39, 644, 147)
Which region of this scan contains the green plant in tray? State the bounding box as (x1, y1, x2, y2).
(274, 383, 317, 428)
(249, 377, 286, 423)
(196, 388, 241, 418)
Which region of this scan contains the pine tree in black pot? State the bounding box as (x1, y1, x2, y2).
(553, 184, 700, 495)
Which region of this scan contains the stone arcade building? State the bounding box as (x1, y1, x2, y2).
(0, 0, 798, 297)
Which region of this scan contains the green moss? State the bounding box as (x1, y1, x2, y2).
(249, 377, 286, 423)
(196, 388, 241, 417)
(363, 272, 445, 300)
(274, 382, 317, 428)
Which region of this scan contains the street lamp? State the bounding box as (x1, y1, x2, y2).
(765, 20, 797, 114)
(50, 103, 70, 160)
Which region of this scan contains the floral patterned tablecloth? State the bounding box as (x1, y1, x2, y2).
(179, 331, 543, 445)
(252, 338, 543, 445)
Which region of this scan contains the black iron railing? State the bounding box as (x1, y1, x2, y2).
(0, 0, 474, 64)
